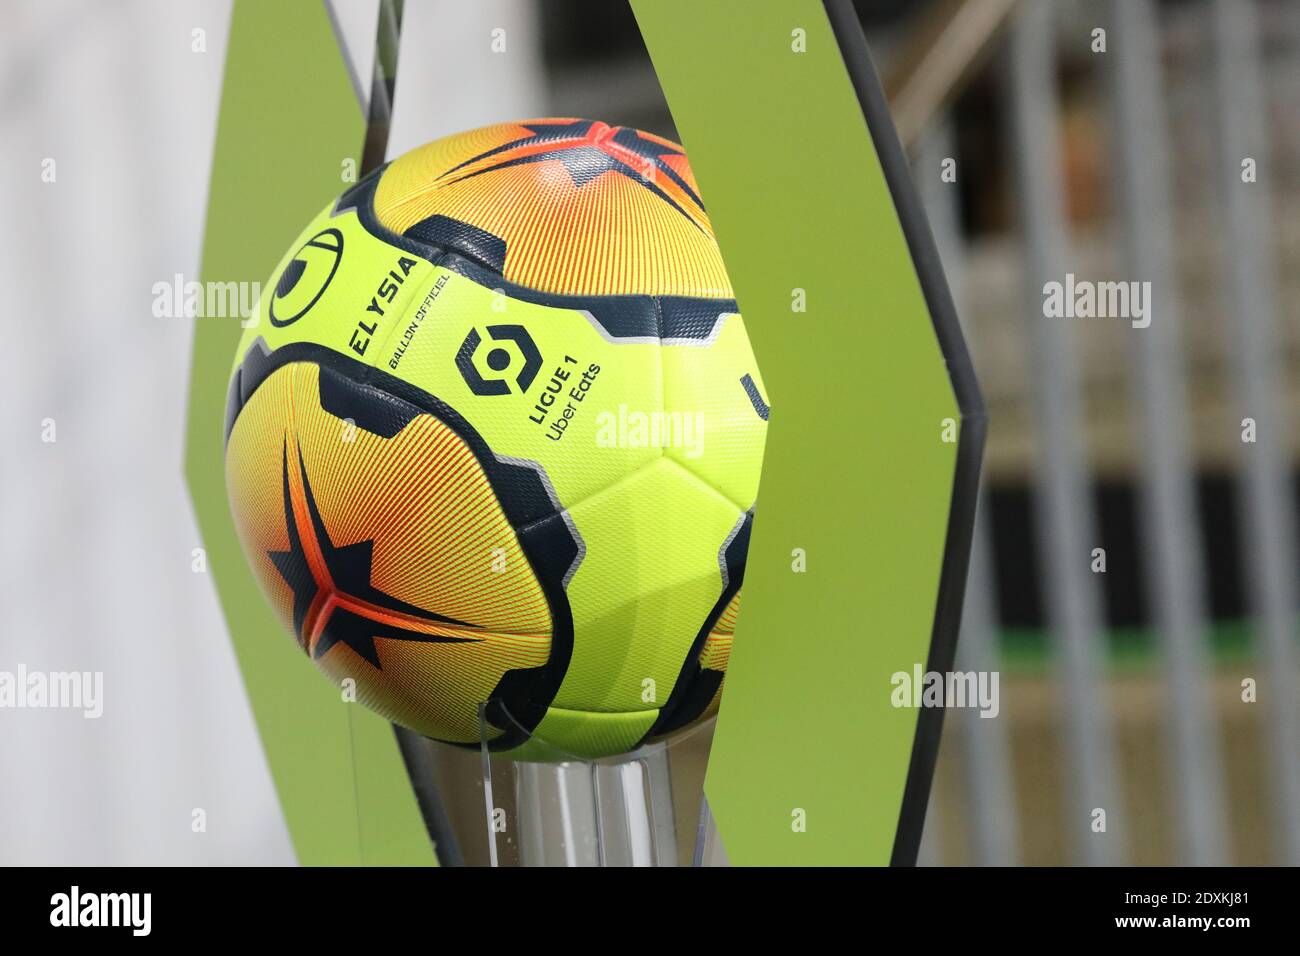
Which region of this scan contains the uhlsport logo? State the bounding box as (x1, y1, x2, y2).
(455, 324, 543, 395)
(268, 228, 344, 327)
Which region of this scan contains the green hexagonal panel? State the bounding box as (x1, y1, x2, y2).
(633, 0, 985, 865)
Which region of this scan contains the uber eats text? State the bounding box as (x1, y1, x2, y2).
(529, 355, 602, 442)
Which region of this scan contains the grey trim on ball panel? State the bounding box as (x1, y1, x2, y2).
(579, 308, 735, 347)
(494, 451, 587, 590)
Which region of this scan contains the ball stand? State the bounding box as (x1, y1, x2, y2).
(397, 707, 728, 867)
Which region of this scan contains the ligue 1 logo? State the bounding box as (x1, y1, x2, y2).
(455, 324, 543, 396)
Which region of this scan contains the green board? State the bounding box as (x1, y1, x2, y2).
(187, 0, 980, 868)
(634, 0, 984, 865)
(184, 0, 435, 866)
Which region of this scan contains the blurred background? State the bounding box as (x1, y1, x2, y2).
(0, 0, 1295, 865)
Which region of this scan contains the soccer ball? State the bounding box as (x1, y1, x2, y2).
(224, 119, 768, 760)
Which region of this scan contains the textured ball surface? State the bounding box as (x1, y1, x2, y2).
(224, 119, 768, 759)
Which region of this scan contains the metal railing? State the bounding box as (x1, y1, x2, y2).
(910, 0, 1300, 865)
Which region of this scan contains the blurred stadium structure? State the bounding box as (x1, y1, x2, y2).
(906, 0, 1300, 867)
(0, 0, 1295, 865)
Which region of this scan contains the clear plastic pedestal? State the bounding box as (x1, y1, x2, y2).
(396, 707, 729, 867)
